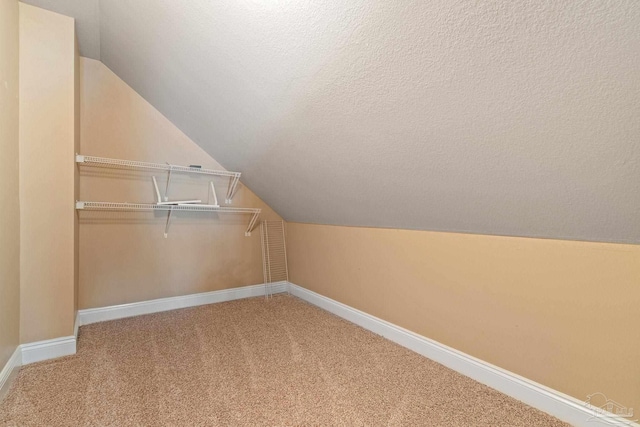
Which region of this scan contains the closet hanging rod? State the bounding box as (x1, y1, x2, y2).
(76, 154, 241, 179)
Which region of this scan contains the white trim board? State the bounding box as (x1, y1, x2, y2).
(1, 334, 77, 401)
(1, 281, 288, 402)
(0, 347, 21, 401)
(78, 281, 288, 326)
(288, 282, 638, 427)
(4, 281, 636, 427)
(20, 336, 77, 366)
(18, 313, 81, 367)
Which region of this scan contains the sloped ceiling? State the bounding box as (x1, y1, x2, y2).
(23, 0, 640, 243)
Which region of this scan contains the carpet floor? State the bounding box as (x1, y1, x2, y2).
(0, 295, 568, 426)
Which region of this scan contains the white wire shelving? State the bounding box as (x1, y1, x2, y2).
(260, 221, 288, 298)
(76, 154, 242, 203)
(76, 201, 261, 237)
(76, 154, 260, 237)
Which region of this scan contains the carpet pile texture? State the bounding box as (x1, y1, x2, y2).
(0, 295, 567, 426)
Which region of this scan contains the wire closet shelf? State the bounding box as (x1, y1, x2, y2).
(75, 202, 261, 237)
(76, 154, 242, 204)
(75, 154, 260, 237)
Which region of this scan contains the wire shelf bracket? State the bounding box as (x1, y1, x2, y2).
(164, 206, 174, 238)
(152, 176, 201, 205)
(208, 182, 219, 207)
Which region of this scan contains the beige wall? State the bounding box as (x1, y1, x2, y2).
(287, 223, 640, 414)
(0, 0, 20, 368)
(78, 58, 282, 309)
(19, 3, 77, 343)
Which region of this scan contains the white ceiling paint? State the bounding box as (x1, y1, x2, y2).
(23, 1, 640, 243)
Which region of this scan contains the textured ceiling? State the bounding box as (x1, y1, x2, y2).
(23, 0, 640, 243)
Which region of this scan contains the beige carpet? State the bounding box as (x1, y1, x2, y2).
(0, 295, 568, 426)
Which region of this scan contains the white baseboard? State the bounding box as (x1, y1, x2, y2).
(1, 320, 80, 401)
(0, 347, 22, 401)
(5, 280, 635, 427)
(78, 281, 288, 326)
(0, 281, 288, 401)
(20, 336, 77, 365)
(18, 313, 81, 367)
(74, 311, 80, 338)
(288, 282, 638, 427)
